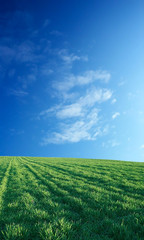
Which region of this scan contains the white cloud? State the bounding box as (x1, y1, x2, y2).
(111, 140, 120, 147)
(46, 121, 91, 143)
(57, 49, 88, 65)
(56, 103, 83, 119)
(39, 105, 61, 117)
(33, 41, 112, 145)
(112, 112, 120, 119)
(79, 88, 112, 107)
(111, 98, 117, 104)
(58, 49, 81, 64)
(54, 70, 111, 92)
(57, 52, 88, 64)
(42, 108, 100, 144)
(76, 70, 110, 85)
(102, 125, 109, 134)
(40, 70, 112, 144)
(40, 88, 112, 120)
(61, 53, 80, 63)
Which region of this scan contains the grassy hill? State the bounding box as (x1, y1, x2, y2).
(0, 156, 143, 239)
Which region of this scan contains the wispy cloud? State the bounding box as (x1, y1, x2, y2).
(9, 89, 28, 97)
(102, 139, 120, 148)
(112, 112, 120, 119)
(42, 108, 100, 144)
(39, 105, 61, 118)
(39, 50, 113, 144)
(78, 88, 112, 107)
(58, 49, 88, 65)
(40, 85, 112, 144)
(111, 98, 117, 104)
(140, 144, 144, 149)
(40, 88, 112, 119)
(54, 70, 111, 92)
(111, 140, 120, 147)
(56, 103, 84, 119)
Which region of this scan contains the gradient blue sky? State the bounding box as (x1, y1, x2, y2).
(0, 0, 144, 161)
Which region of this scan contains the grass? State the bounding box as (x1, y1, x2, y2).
(0, 156, 143, 240)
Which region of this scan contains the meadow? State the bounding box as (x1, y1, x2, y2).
(0, 156, 143, 240)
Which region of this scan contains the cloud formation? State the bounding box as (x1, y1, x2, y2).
(57, 49, 88, 65)
(54, 70, 111, 92)
(0, 13, 114, 145)
(40, 68, 112, 144)
(112, 112, 120, 119)
(42, 108, 100, 144)
(111, 98, 117, 104)
(102, 139, 120, 148)
(40, 88, 112, 120)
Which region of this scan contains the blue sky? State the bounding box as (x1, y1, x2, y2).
(0, 0, 144, 161)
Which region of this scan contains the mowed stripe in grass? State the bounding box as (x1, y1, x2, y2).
(0, 157, 143, 240)
(0, 158, 12, 212)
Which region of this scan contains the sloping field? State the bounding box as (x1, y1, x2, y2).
(0, 157, 143, 240)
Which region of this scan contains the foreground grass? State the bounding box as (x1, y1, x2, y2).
(0, 157, 143, 239)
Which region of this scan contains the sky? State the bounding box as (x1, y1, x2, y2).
(0, 0, 144, 161)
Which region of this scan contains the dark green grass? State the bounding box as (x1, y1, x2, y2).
(0, 157, 143, 239)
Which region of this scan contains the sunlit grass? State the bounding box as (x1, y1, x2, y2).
(0, 156, 143, 239)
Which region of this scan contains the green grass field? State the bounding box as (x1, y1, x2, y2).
(0, 157, 143, 240)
